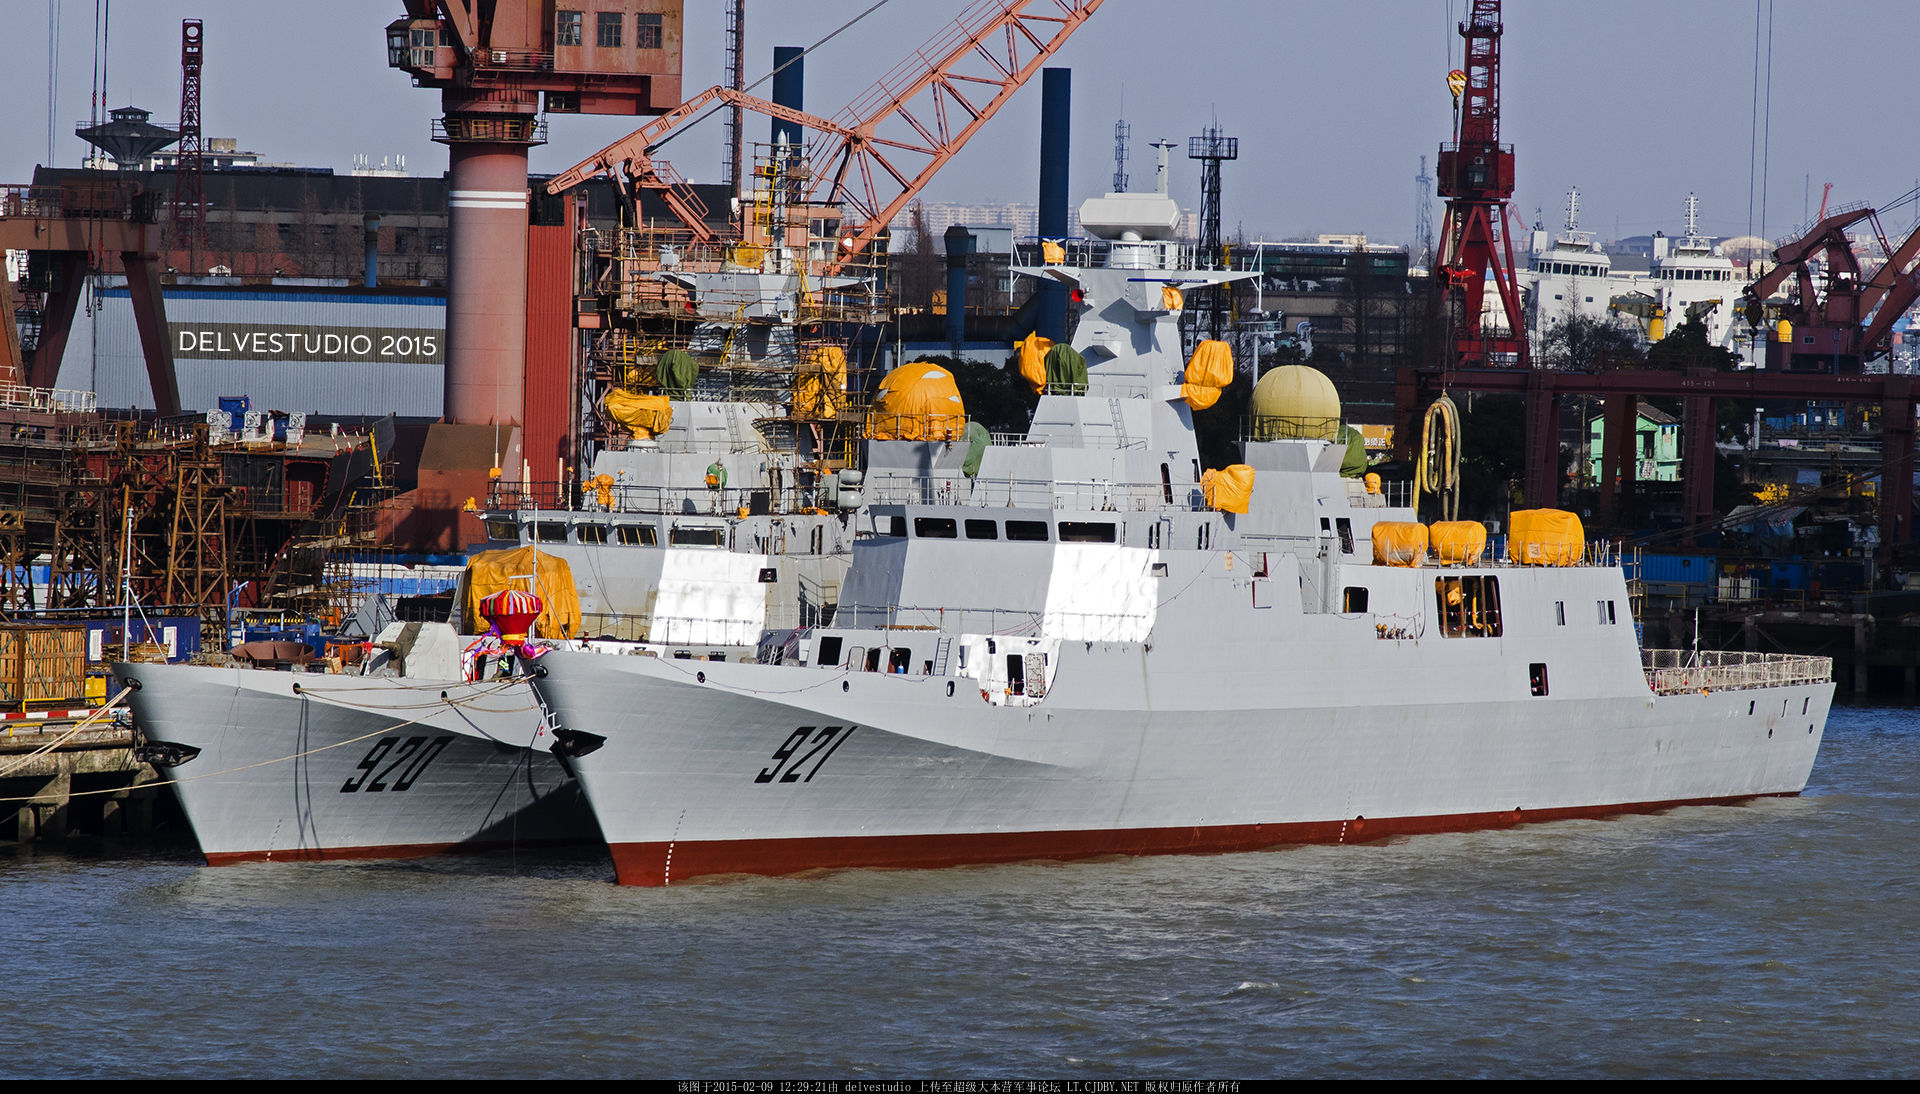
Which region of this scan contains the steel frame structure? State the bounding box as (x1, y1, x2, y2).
(1433, 0, 1526, 369)
(170, 20, 206, 271)
(547, 0, 1104, 274)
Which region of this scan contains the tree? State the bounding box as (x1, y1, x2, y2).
(1537, 312, 1644, 372)
(910, 353, 1038, 435)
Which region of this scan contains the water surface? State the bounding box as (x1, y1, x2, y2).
(4, 706, 1914, 1078)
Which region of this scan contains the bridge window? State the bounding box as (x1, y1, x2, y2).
(613, 523, 657, 546)
(576, 523, 608, 544)
(964, 518, 998, 540)
(534, 521, 569, 543)
(914, 517, 958, 538)
(1006, 520, 1049, 542)
(484, 519, 518, 542)
(670, 525, 727, 547)
(1058, 521, 1116, 543)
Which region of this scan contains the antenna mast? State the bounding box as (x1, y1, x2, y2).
(1188, 122, 1238, 341)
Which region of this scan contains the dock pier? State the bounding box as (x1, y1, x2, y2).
(1, 712, 167, 843)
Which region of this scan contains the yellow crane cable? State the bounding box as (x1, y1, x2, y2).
(1414, 394, 1461, 522)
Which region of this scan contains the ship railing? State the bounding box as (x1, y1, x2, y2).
(570, 611, 766, 649)
(0, 384, 97, 413)
(1014, 237, 1200, 272)
(1342, 477, 1411, 508)
(1641, 649, 1832, 695)
(861, 475, 1204, 513)
(491, 480, 842, 521)
(830, 604, 1154, 645)
(1461, 538, 1623, 569)
(989, 431, 1048, 447)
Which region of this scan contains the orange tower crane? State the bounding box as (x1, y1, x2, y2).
(546, 0, 1104, 275)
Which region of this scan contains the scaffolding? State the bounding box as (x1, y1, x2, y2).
(576, 144, 888, 471)
(0, 414, 385, 636)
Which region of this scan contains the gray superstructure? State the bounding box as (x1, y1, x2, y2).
(527, 187, 1835, 886)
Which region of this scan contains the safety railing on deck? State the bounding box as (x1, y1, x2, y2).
(861, 475, 1205, 513)
(1014, 236, 1201, 271)
(832, 602, 1149, 641)
(1344, 477, 1411, 508)
(1641, 649, 1832, 695)
(0, 384, 97, 413)
(490, 480, 832, 519)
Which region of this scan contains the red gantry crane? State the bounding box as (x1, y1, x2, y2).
(386, 2, 687, 469)
(1434, 0, 1527, 370)
(1742, 200, 1920, 373)
(546, 0, 1104, 275)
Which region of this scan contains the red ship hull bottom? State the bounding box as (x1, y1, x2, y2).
(608, 792, 1800, 886)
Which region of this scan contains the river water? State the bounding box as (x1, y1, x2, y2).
(3, 705, 1915, 1078)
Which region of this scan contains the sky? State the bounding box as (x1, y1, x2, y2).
(6, 1, 1917, 248)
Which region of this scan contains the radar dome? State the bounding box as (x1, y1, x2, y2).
(1718, 235, 1771, 264)
(1250, 365, 1341, 441)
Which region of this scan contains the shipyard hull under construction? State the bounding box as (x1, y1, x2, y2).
(115, 663, 597, 863)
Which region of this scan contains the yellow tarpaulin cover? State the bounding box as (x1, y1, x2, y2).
(1162, 285, 1184, 312)
(1507, 508, 1586, 566)
(602, 388, 673, 439)
(1372, 521, 1429, 567)
(867, 361, 967, 441)
(1181, 383, 1223, 410)
(463, 546, 581, 640)
(1430, 520, 1487, 565)
(793, 345, 849, 418)
(1186, 340, 1235, 388)
(591, 473, 615, 509)
(1015, 332, 1052, 395)
(1200, 464, 1255, 514)
(1183, 339, 1233, 410)
(1041, 241, 1066, 264)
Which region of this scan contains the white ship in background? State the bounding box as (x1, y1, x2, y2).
(1526, 190, 1752, 362)
(1647, 193, 1748, 355)
(525, 181, 1835, 887)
